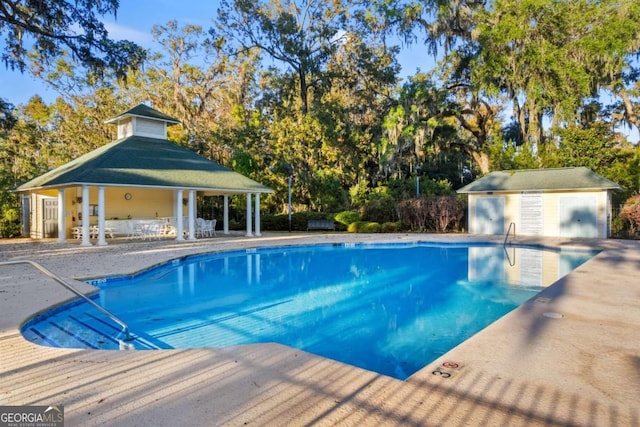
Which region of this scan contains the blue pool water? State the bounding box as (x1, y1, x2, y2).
(22, 242, 596, 379)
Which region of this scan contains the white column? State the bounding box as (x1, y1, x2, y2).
(254, 192, 261, 237)
(245, 193, 253, 237)
(223, 195, 229, 235)
(97, 186, 107, 246)
(57, 189, 66, 243)
(188, 190, 196, 240)
(176, 189, 184, 241)
(80, 185, 91, 246)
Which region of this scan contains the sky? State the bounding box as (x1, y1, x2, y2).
(0, 0, 435, 106)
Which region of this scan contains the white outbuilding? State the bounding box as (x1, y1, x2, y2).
(457, 167, 621, 238)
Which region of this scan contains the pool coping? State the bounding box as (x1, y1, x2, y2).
(1, 233, 639, 426)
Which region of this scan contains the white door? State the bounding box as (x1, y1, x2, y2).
(42, 198, 58, 238)
(474, 197, 505, 235)
(559, 196, 597, 238)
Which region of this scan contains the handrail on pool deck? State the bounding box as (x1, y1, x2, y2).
(0, 259, 132, 344)
(504, 222, 516, 246)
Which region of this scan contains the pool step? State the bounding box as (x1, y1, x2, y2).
(23, 311, 122, 349)
(22, 310, 162, 350)
(30, 310, 128, 348)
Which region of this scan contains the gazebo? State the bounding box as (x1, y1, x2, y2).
(14, 104, 273, 245)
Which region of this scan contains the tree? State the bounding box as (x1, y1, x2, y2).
(368, 0, 481, 55)
(0, 98, 15, 135)
(0, 0, 146, 79)
(470, 0, 640, 147)
(140, 21, 260, 164)
(212, 0, 361, 116)
(547, 122, 639, 203)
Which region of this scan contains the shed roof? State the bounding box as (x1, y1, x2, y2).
(457, 167, 620, 193)
(14, 135, 273, 194)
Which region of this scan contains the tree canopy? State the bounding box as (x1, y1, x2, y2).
(1, 0, 640, 237)
(0, 0, 146, 79)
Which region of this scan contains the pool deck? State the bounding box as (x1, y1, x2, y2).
(1, 233, 639, 426)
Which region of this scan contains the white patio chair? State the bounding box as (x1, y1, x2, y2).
(143, 221, 164, 240)
(72, 226, 82, 239)
(159, 223, 177, 239)
(195, 218, 206, 238)
(126, 220, 142, 239)
(206, 219, 217, 236)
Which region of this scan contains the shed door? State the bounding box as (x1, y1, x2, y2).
(474, 197, 505, 235)
(43, 198, 58, 238)
(559, 196, 597, 238)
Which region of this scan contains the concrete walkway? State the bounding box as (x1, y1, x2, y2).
(1, 233, 639, 426)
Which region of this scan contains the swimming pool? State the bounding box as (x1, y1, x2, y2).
(22, 242, 597, 379)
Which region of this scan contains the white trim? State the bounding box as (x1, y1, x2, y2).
(23, 183, 274, 194)
(104, 113, 180, 125)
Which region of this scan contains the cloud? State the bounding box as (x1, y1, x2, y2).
(104, 22, 153, 46)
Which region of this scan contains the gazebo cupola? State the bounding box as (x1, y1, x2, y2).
(104, 103, 181, 139)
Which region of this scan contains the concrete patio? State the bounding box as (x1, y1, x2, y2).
(1, 233, 639, 426)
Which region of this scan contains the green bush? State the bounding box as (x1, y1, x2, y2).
(360, 193, 398, 223)
(347, 221, 381, 233)
(334, 211, 360, 225)
(259, 212, 339, 231)
(381, 221, 402, 233)
(611, 215, 628, 238)
(260, 213, 288, 230)
(0, 207, 21, 238)
(227, 219, 243, 231)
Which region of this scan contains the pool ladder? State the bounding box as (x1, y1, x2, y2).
(504, 222, 516, 246)
(0, 259, 134, 348)
(503, 222, 516, 267)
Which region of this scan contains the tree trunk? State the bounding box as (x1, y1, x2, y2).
(471, 151, 490, 175)
(298, 66, 308, 116)
(619, 88, 640, 133)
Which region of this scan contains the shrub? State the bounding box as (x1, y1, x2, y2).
(398, 196, 466, 232)
(425, 196, 466, 232)
(0, 207, 21, 238)
(347, 221, 381, 233)
(381, 221, 402, 233)
(260, 213, 289, 230)
(334, 211, 360, 226)
(260, 212, 339, 231)
(361, 222, 381, 233)
(620, 194, 640, 236)
(360, 193, 398, 223)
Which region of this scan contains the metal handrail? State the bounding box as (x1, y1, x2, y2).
(504, 222, 516, 246)
(0, 259, 131, 341)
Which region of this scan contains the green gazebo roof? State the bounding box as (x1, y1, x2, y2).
(15, 136, 273, 194)
(457, 167, 620, 193)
